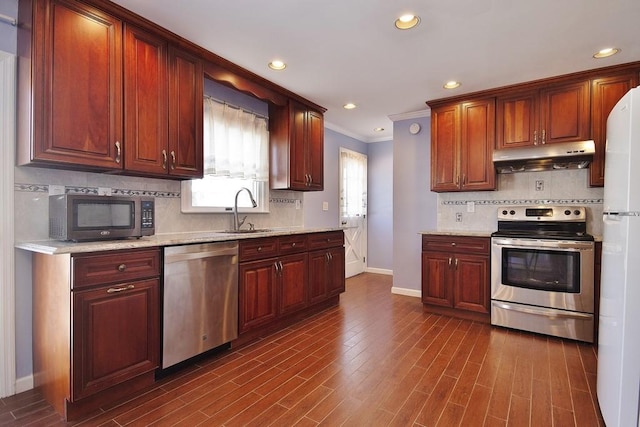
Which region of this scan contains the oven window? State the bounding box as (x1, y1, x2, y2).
(501, 248, 580, 293)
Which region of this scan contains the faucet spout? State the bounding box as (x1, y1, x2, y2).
(234, 187, 257, 231)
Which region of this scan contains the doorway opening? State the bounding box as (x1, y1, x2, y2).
(339, 148, 367, 278)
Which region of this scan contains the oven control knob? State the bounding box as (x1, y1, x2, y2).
(509, 210, 515, 215)
(564, 209, 571, 216)
(501, 210, 508, 215)
(574, 210, 581, 216)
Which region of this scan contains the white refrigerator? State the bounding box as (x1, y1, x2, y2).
(597, 85, 640, 427)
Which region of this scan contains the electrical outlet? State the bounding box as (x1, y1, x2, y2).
(98, 187, 112, 196)
(455, 212, 463, 222)
(48, 185, 65, 195)
(295, 200, 301, 210)
(322, 202, 329, 211)
(535, 180, 544, 191)
(467, 201, 475, 213)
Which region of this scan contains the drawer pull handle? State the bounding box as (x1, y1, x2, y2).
(162, 150, 167, 170)
(115, 141, 121, 164)
(107, 284, 135, 293)
(117, 264, 127, 272)
(170, 150, 176, 170)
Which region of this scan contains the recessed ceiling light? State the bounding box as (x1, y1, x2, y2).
(395, 14, 420, 30)
(343, 103, 357, 110)
(593, 48, 620, 59)
(374, 127, 385, 132)
(268, 60, 286, 70)
(443, 81, 461, 89)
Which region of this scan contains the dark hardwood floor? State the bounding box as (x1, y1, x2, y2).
(0, 273, 604, 426)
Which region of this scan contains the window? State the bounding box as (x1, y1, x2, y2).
(182, 96, 269, 213)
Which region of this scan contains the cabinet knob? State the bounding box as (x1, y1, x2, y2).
(117, 264, 126, 272)
(292, 242, 296, 247)
(451, 242, 456, 246)
(257, 247, 262, 252)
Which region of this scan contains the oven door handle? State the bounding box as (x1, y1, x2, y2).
(492, 301, 593, 320)
(491, 238, 593, 251)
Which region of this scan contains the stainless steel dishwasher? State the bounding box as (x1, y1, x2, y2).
(162, 241, 238, 369)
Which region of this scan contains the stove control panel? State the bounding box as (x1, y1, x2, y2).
(498, 206, 586, 222)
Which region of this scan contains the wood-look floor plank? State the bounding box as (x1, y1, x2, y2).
(1, 273, 605, 427)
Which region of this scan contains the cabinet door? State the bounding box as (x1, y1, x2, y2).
(308, 250, 329, 304)
(539, 80, 590, 144)
(72, 279, 159, 401)
(123, 25, 168, 175)
(590, 74, 638, 187)
(431, 104, 461, 191)
(32, 0, 122, 169)
(306, 110, 324, 190)
(168, 47, 203, 178)
(496, 90, 538, 149)
(239, 259, 278, 333)
(421, 251, 453, 307)
(460, 98, 496, 191)
(278, 254, 308, 315)
(326, 247, 346, 297)
(452, 254, 489, 313)
(289, 101, 309, 190)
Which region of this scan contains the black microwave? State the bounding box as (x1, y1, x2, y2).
(49, 194, 155, 241)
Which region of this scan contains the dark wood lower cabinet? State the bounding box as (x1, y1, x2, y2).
(32, 248, 160, 421)
(238, 231, 345, 341)
(421, 235, 490, 322)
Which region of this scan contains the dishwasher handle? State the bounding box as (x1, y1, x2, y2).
(164, 244, 238, 264)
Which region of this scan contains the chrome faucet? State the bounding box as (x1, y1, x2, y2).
(233, 187, 257, 231)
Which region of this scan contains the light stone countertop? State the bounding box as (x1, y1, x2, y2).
(419, 230, 493, 238)
(16, 227, 344, 255)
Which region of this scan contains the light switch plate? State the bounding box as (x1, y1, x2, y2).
(322, 202, 329, 211)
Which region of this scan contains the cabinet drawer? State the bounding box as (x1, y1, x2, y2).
(278, 234, 308, 255)
(307, 231, 344, 250)
(422, 235, 489, 254)
(239, 238, 279, 262)
(72, 248, 161, 289)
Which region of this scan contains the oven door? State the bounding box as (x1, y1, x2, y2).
(491, 237, 594, 313)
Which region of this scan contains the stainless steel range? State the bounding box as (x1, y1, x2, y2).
(490, 206, 595, 342)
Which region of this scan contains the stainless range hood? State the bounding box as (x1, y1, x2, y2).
(492, 140, 595, 173)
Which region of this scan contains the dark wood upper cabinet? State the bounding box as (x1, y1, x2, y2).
(270, 100, 325, 191)
(431, 98, 495, 192)
(124, 27, 203, 178)
(167, 47, 204, 178)
(18, 0, 124, 170)
(496, 80, 590, 148)
(590, 73, 639, 187)
(123, 24, 168, 175)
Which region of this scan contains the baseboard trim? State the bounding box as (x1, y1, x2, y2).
(391, 287, 421, 298)
(365, 267, 392, 275)
(15, 375, 33, 394)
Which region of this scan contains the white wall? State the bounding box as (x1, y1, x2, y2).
(392, 116, 437, 295)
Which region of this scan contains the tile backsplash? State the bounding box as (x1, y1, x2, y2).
(437, 169, 605, 237)
(14, 166, 303, 242)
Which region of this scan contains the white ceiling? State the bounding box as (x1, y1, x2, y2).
(112, 0, 640, 142)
